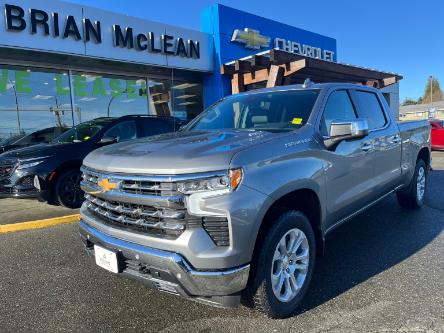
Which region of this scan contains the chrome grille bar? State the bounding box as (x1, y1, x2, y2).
(80, 166, 227, 183)
(85, 194, 186, 232)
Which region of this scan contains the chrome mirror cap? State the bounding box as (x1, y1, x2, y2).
(324, 118, 369, 149)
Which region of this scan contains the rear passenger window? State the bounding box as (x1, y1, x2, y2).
(321, 90, 356, 136)
(353, 91, 387, 130)
(103, 121, 137, 142)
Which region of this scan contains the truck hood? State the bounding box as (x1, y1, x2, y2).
(84, 130, 280, 174)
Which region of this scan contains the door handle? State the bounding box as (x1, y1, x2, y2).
(360, 142, 374, 152)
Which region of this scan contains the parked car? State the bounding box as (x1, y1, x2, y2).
(0, 115, 183, 208)
(0, 126, 69, 153)
(78, 83, 431, 318)
(0, 134, 26, 150)
(430, 119, 444, 150)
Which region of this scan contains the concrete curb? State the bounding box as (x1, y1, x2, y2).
(0, 214, 80, 234)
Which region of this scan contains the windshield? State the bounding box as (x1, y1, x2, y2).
(14, 127, 68, 145)
(185, 89, 319, 133)
(1, 135, 25, 146)
(53, 119, 113, 144)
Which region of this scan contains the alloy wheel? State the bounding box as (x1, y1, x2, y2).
(416, 166, 426, 202)
(60, 172, 83, 207)
(270, 228, 309, 303)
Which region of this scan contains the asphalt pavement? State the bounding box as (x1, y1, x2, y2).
(0, 153, 443, 332)
(0, 198, 78, 225)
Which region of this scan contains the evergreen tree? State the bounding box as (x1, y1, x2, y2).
(422, 78, 443, 103)
(402, 98, 417, 106)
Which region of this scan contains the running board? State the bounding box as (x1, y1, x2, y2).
(325, 190, 395, 235)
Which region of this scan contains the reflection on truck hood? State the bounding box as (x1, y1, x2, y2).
(84, 130, 279, 174)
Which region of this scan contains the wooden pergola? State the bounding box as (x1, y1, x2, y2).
(221, 49, 403, 94)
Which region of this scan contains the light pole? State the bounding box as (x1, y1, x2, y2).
(53, 96, 64, 128)
(9, 80, 22, 134)
(429, 75, 433, 105)
(107, 90, 128, 117)
(107, 95, 115, 117)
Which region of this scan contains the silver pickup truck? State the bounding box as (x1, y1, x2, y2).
(79, 83, 430, 318)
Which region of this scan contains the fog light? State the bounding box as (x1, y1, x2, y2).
(33, 175, 41, 190)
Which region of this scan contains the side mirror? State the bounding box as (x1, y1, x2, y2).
(98, 136, 118, 145)
(324, 118, 369, 150)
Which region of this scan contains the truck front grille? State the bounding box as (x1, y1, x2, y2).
(121, 180, 177, 196)
(85, 193, 188, 238)
(81, 169, 180, 197)
(80, 166, 230, 246)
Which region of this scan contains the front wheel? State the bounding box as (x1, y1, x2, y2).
(243, 211, 316, 318)
(397, 159, 428, 209)
(55, 169, 84, 209)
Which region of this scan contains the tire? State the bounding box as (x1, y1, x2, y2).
(242, 211, 316, 318)
(55, 169, 84, 209)
(397, 159, 427, 209)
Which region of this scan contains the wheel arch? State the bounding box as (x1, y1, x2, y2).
(47, 160, 83, 198)
(417, 147, 431, 168)
(252, 187, 324, 264)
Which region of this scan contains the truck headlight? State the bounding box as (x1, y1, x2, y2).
(177, 169, 243, 194)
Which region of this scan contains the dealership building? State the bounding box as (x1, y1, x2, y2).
(0, 0, 401, 140)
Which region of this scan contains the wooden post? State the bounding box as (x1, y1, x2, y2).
(382, 76, 397, 87)
(266, 65, 284, 88)
(232, 73, 245, 94)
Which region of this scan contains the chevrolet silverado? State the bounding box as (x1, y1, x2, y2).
(78, 83, 430, 318)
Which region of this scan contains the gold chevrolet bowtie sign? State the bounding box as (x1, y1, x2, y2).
(231, 28, 270, 50)
(97, 178, 119, 192)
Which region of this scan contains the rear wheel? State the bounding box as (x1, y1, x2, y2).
(55, 169, 84, 208)
(397, 159, 427, 209)
(243, 211, 316, 318)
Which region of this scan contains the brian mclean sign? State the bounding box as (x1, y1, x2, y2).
(0, 1, 213, 71)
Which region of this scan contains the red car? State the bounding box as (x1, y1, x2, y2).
(430, 120, 444, 150)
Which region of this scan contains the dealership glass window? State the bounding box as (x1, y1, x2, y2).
(0, 65, 204, 143)
(0, 65, 72, 142)
(148, 79, 172, 117)
(148, 78, 203, 121)
(171, 80, 204, 121)
(71, 72, 149, 123)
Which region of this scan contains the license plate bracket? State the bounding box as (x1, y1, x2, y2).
(94, 245, 121, 273)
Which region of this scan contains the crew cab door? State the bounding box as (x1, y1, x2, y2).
(349, 89, 402, 196)
(318, 89, 376, 228)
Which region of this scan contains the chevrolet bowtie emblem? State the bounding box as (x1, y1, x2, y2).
(231, 28, 270, 50)
(97, 178, 119, 192)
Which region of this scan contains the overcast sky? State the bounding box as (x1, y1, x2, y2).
(67, 0, 443, 102)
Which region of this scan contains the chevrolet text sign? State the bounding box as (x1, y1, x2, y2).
(0, 0, 213, 71)
(231, 28, 335, 62)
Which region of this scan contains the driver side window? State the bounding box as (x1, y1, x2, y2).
(103, 121, 137, 142)
(321, 90, 357, 136)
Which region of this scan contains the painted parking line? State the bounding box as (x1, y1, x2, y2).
(0, 214, 80, 234)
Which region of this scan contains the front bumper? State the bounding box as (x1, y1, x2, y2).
(0, 166, 49, 200)
(79, 221, 250, 308)
(0, 188, 43, 199)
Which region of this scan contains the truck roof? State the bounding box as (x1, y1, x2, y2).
(241, 82, 380, 96)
